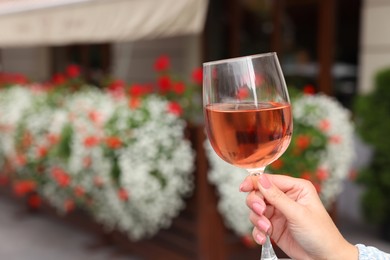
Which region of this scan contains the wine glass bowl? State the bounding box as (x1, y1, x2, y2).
(203, 53, 293, 260)
(204, 102, 292, 171)
(203, 53, 293, 173)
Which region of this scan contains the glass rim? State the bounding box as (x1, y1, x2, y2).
(203, 52, 277, 66)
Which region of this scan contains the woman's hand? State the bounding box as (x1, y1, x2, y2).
(240, 174, 358, 260)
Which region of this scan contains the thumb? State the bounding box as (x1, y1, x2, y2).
(257, 174, 301, 221)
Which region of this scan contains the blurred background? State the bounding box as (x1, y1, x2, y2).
(0, 0, 390, 259)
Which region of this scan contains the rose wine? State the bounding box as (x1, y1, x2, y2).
(205, 102, 292, 169)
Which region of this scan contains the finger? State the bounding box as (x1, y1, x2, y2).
(239, 175, 259, 192)
(249, 212, 271, 234)
(263, 173, 315, 195)
(255, 215, 271, 234)
(249, 210, 260, 226)
(246, 191, 266, 215)
(252, 227, 266, 245)
(258, 174, 305, 222)
(263, 204, 275, 220)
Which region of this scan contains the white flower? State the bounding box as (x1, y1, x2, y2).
(0, 87, 35, 165)
(205, 141, 252, 236)
(293, 94, 355, 207)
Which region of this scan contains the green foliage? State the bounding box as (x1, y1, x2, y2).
(110, 155, 121, 184)
(354, 67, 390, 224)
(55, 123, 73, 160)
(269, 120, 327, 177)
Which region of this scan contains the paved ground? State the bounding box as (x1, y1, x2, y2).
(0, 191, 389, 260)
(339, 217, 390, 254)
(0, 196, 138, 260)
(337, 181, 390, 254)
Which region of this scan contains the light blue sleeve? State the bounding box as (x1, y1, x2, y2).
(356, 244, 390, 260)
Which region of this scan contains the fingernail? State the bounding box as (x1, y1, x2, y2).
(256, 234, 265, 245)
(239, 182, 249, 192)
(257, 219, 270, 233)
(259, 174, 271, 189)
(252, 202, 264, 215)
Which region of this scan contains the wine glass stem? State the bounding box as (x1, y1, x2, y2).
(248, 168, 278, 260)
(248, 167, 265, 176)
(261, 235, 278, 260)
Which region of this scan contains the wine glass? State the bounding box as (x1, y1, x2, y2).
(203, 52, 293, 260)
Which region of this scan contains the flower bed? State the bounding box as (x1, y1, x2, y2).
(0, 63, 197, 240)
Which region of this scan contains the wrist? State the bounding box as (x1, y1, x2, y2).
(331, 240, 358, 260)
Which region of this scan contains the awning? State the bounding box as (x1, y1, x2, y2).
(0, 0, 208, 47)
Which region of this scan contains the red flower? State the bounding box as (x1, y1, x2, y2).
(118, 188, 129, 201)
(241, 234, 257, 248)
(88, 111, 102, 125)
(129, 97, 141, 109)
(36, 146, 48, 158)
(83, 136, 100, 148)
(318, 120, 330, 132)
(15, 154, 27, 166)
(27, 194, 42, 209)
(47, 134, 60, 145)
(167, 102, 183, 116)
(13, 180, 37, 197)
(191, 67, 203, 85)
(129, 84, 154, 97)
(316, 168, 329, 181)
(271, 159, 284, 170)
(237, 87, 249, 100)
(83, 156, 92, 168)
(296, 135, 311, 150)
(255, 74, 265, 86)
(66, 64, 81, 78)
(64, 199, 75, 213)
(107, 79, 126, 99)
(51, 73, 66, 85)
(129, 84, 145, 97)
(172, 81, 186, 95)
(154, 55, 170, 72)
(51, 167, 71, 187)
(93, 176, 104, 188)
(300, 172, 312, 180)
(74, 186, 85, 197)
(329, 135, 342, 144)
(303, 84, 316, 95)
(158, 75, 172, 93)
(107, 79, 125, 92)
(105, 136, 122, 149)
(12, 74, 28, 85)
